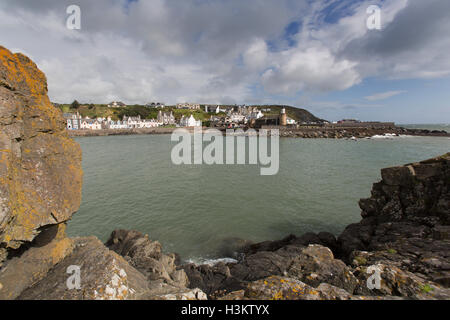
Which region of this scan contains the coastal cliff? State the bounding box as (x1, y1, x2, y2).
(0, 46, 448, 300)
(0, 46, 82, 264)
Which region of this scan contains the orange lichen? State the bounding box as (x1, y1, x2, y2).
(0, 46, 83, 249)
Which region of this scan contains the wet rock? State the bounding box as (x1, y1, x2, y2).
(192, 244, 358, 296)
(216, 237, 253, 258)
(182, 262, 242, 297)
(105, 229, 188, 288)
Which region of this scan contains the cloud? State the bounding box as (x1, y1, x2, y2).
(365, 90, 406, 101)
(261, 45, 361, 94)
(0, 0, 449, 112)
(341, 0, 450, 79)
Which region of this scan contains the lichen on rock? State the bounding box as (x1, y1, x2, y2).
(0, 46, 82, 258)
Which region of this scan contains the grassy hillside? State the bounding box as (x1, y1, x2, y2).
(55, 104, 213, 121)
(252, 105, 326, 123)
(55, 103, 325, 123)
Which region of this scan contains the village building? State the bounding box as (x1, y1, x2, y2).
(107, 101, 126, 108)
(157, 110, 175, 125)
(204, 105, 218, 113)
(286, 117, 297, 125)
(229, 113, 247, 124)
(80, 118, 102, 130)
(146, 102, 165, 108)
(179, 114, 201, 127)
(122, 115, 142, 128)
(176, 103, 200, 110)
(108, 120, 129, 129)
(63, 112, 82, 130)
(215, 106, 229, 114)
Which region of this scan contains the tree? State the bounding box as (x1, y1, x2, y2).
(71, 100, 80, 109)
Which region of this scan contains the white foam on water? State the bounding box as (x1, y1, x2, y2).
(185, 257, 238, 266)
(370, 133, 397, 139)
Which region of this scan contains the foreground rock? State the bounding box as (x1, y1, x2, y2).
(0, 46, 205, 300)
(0, 224, 73, 299)
(0, 46, 82, 266)
(105, 229, 208, 299)
(339, 153, 450, 286)
(183, 154, 450, 300)
(218, 276, 402, 300)
(18, 236, 149, 300)
(16, 234, 207, 300)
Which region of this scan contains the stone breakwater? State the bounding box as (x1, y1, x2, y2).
(0, 46, 449, 300)
(278, 127, 449, 139)
(67, 126, 449, 139)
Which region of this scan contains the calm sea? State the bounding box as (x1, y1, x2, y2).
(68, 133, 450, 262)
(400, 124, 449, 133)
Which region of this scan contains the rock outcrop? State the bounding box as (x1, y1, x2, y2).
(338, 153, 450, 287)
(0, 46, 82, 265)
(105, 229, 206, 299)
(183, 154, 450, 300)
(0, 46, 206, 300)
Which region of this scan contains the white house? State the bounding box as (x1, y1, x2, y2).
(139, 119, 160, 128)
(229, 113, 246, 123)
(286, 117, 297, 125)
(107, 101, 126, 108)
(180, 114, 201, 127)
(247, 110, 264, 120)
(146, 102, 165, 108)
(123, 115, 142, 128)
(64, 112, 82, 130)
(108, 120, 128, 129)
(157, 111, 175, 125)
(80, 118, 102, 130)
(176, 103, 200, 110)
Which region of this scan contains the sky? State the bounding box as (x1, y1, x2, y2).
(0, 0, 449, 123)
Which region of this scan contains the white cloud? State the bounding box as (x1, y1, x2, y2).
(261, 45, 361, 94)
(365, 90, 406, 101)
(243, 38, 268, 70)
(0, 0, 449, 110)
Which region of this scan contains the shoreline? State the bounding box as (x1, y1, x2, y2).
(66, 127, 450, 139)
(67, 126, 450, 138)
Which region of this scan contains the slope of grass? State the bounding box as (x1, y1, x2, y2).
(55, 103, 325, 123)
